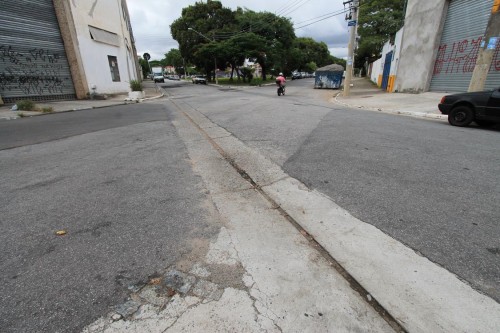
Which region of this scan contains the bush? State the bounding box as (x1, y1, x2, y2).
(129, 80, 143, 91)
(16, 100, 36, 111)
(250, 78, 264, 86)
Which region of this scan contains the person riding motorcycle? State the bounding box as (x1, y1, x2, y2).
(276, 72, 286, 96)
(276, 72, 286, 87)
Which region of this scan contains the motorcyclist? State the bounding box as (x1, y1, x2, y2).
(276, 72, 286, 88)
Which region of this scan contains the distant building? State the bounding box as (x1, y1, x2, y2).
(0, 0, 140, 103)
(243, 59, 262, 78)
(165, 66, 176, 74)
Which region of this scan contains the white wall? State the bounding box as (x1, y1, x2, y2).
(394, 0, 447, 93)
(368, 27, 404, 88)
(70, 0, 138, 94)
(370, 58, 382, 84)
(391, 28, 404, 76)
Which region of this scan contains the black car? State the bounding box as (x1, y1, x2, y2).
(438, 88, 500, 127)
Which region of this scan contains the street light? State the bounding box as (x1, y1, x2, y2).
(188, 27, 218, 85)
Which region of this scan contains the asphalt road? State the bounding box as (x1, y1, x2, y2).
(0, 104, 219, 332)
(170, 78, 500, 302)
(1, 79, 499, 332)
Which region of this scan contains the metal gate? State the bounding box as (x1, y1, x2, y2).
(430, 0, 492, 92)
(381, 51, 393, 90)
(0, 0, 76, 103)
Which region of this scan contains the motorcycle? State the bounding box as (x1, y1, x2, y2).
(276, 81, 285, 96)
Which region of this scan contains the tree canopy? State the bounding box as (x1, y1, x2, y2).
(356, 0, 405, 68)
(167, 0, 343, 80)
(164, 49, 184, 73)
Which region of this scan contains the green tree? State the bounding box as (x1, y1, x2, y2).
(165, 48, 184, 74)
(138, 57, 149, 79)
(149, 60, 163, 67)
(304, 61, 317, 73)
(356, 0, 405, 68)
(287, 37, 334, 73)
(171, 1, 236, 81)
(234, 9, 295, 79)
(170, 1, 340, 81)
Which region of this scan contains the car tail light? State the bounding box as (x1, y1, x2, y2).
(440, 96, 446, 103)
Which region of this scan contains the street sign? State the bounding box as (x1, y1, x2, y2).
(348, 20, 357, 26)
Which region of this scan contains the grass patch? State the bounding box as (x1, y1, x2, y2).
(16, 100, 36, 111)
(217, 77, 274, 86)
(249, 78, 264, 86)
(40, 106, 54, 113)
(17, 112, 26, 118)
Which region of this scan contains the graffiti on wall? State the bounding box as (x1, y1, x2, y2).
(433, 36, 500, 76)
(0, 45, 67, 95)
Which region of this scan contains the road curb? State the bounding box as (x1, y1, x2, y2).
(333, 92, 447, 120)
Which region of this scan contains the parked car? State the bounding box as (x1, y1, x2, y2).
(169, 75, 180, 80)
(192, 75, 207, 84)
(292, 72, 301, 80)
(438, 88, 500, 127)
(153, 73, 164, 83)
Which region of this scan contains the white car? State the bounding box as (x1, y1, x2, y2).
(153, 73, 164, 83)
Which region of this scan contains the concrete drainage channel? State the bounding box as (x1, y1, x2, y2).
(175, 101, 407, 333)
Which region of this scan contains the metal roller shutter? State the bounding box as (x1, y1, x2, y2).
(0, 0, 75, 103)
(430, 0, 491, 92)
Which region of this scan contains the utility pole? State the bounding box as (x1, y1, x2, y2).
(343, 0, 359, 97)
(468, 2, 500, 92)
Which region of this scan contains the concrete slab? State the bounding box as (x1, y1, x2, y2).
(334, 77, 447, 120)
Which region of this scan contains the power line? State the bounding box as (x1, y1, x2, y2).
(212, 0, 314, 40)
(294, 8, 350, 26)
(294, 8, 350, 30)
(276, 0, 313, 18)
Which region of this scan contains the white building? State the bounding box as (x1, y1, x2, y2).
(0, 0, 140, 103)
(369, 0, 499, 93)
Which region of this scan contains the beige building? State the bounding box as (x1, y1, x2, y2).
(0, 0, 140, 103)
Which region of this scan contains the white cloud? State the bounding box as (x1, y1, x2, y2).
(127, 0, 349, 60)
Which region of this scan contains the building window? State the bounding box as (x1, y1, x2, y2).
(108, 56, 121, 82)
(89, 26, 120, 46)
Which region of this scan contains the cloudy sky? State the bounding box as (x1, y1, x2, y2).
(127, 0, 351, 61)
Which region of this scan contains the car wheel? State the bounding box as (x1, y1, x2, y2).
(475, 120, 495, 127)
(448, 105, 474, 127)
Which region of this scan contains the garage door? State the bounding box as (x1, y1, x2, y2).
(430, 0, 491, 92)
(0, 0, 75, 103)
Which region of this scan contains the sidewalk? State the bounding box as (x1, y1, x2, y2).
(334, 77, 447, 120)
(0, 80, 164, 120)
